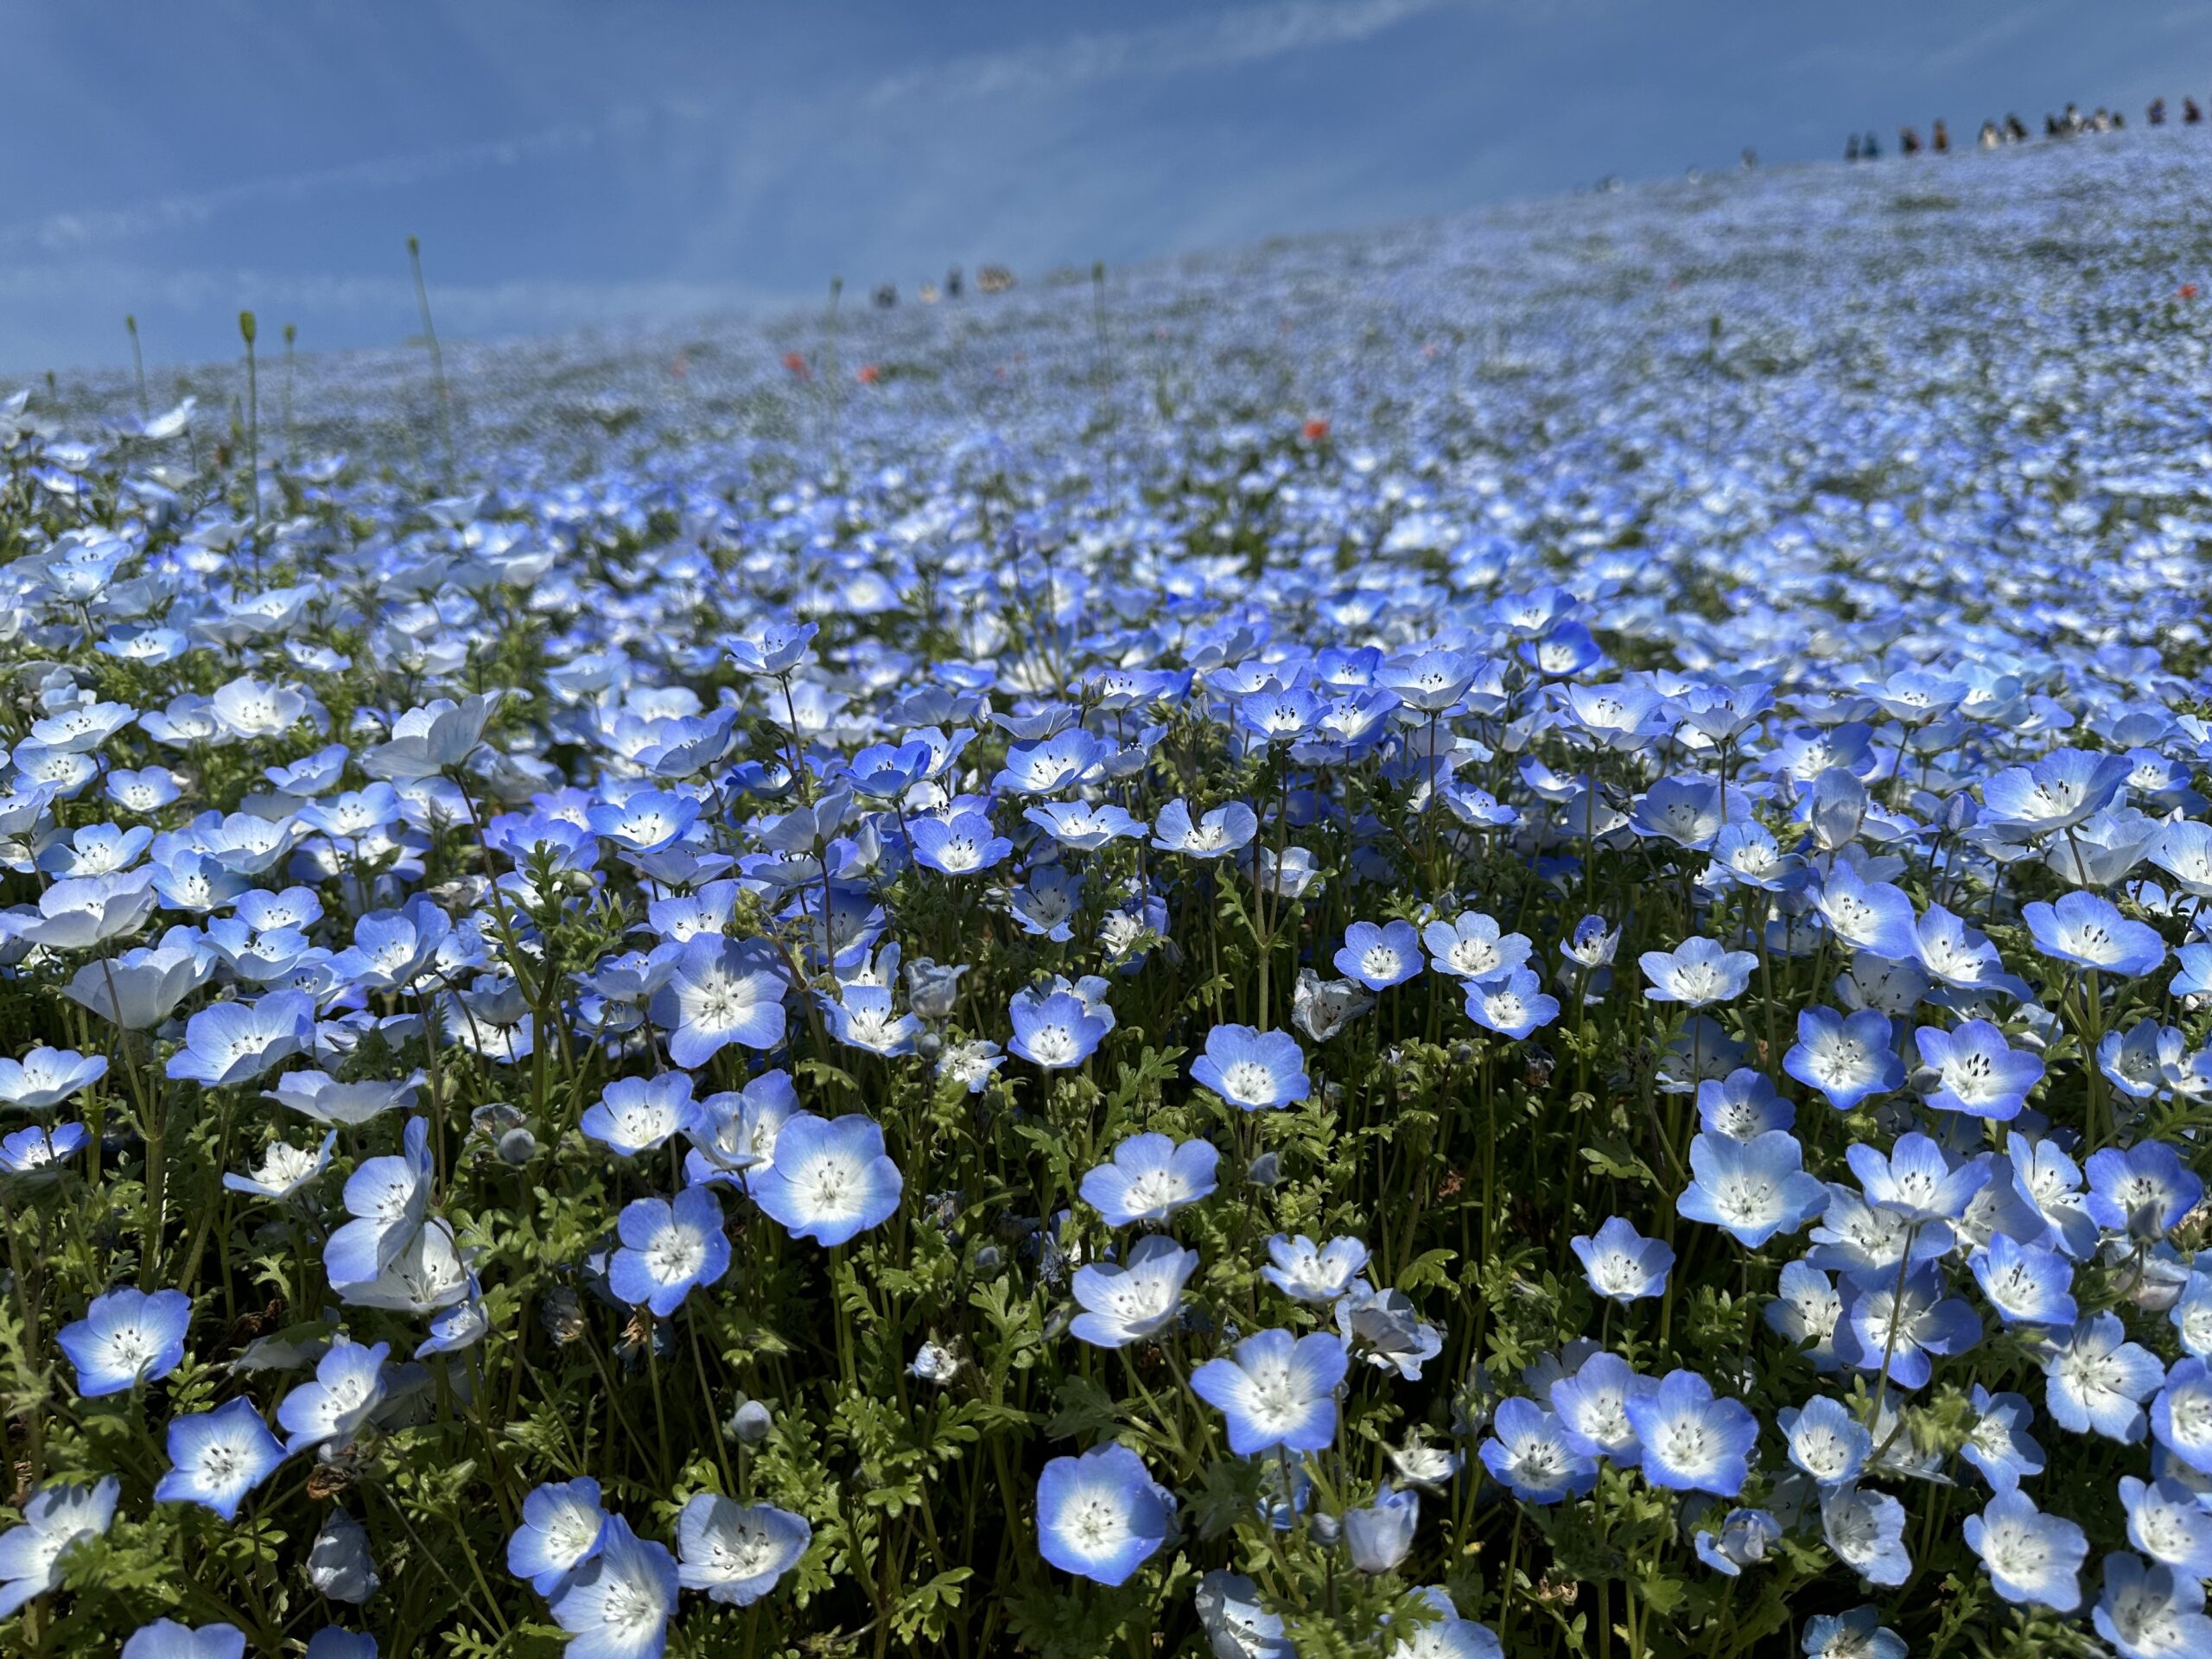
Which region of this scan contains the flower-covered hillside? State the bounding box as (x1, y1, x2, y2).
(6, 125, 2212, 1658)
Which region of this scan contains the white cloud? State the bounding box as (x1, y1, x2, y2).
(861, 0, 1466, 107)
(0, 108, 657, 256)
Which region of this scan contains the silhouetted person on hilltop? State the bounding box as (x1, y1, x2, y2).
(2006, 113, 2029, 142)
(1979, 120, 1999, 149)
(2188, 98, 2204, 124)
(2151, 97, 2168, 125)
(1847, 133, 1861, 162)
(1932, 119, 1949, 153)
(1900, 125, 1923, 156)
(1864, 130, 1881, 158)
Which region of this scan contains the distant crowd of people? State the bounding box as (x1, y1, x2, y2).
(1847, 98, 2201, 162)
(866, 264, 1018, 308)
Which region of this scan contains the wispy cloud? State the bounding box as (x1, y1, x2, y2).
(0, 106, 674, 257)
(861, 0, 1465, 107)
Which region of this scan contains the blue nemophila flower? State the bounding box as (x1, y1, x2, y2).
(1149, 798, 1258, 859)
(1548, 1350, 1655, 1466)
(907, 811, 1011, 874)
(1961, 1387, 2044, 1489)
(1808, 865, 1919, 960)
(2098, 1020, 2179, 1102)
(2171, 1275, 2212, 1373)
(2008, 1133, 2101, 1261)
(1832, 1268, 1980, 1390)
(120, 1622, 246, 1659)
(1023, 800, 1145, 852)
(2120, 1475, 2212, 1576)
(747, 1113, 902, 1246)
(1766, 1261, 1843, 1370)
(2024, 891, 2167, 978)
(1676, 1130, 1826, 1247)
(1629, 776, 1742, 851)
(1007, 986, 1111, 1071)
(276, 1337, 388, 1455)
(1708, 821, 1799, 893)
(1195, 1570, 1292, 1659)
(223, 1129, 336, 1201)
(652, 935, 786, 1067)
(2087, 1141, 2204, 1237)
(1694, 1506, 1781, 1578)
(2044, 1313, 2166, 1441)
(679, 1070, 796, 1189)
(995, 730, 1109, 797)
(1070, 1236, 1200, 1347)
(1785, 1007, 1903, 1111)
(1638, 937, 1757, 1007)
(1462, 968, 1559, 1039)
(582, 1072, 694, 1157)
(1262, 1235, 1370, 1304)
(1421, 911, 1531, 983)
(1191, 1328, 1348, 1454)
(0, 1473, 118, 1617)
(1080, 1133, 1218, 1227)
(508, 1478, 608, 1595)
(723, 620, 817, 677)
(818, 982, 919, 1058)
(324, 1117, 433, 1287)
(1780, 1395, 1869, 1487)
(1478, 1397, 1596, 1503)
(611, 1186, 731, 1316)
(0, 1121, 88, 1181)
(57, 1285, 190, 1396)
(1337, 1282, 1443, 1381)
(1570, 1217, 1674, 1303)
(2095, 1553, 2212, 1659)
(2174, 943, 2212, 1001)
(154, 1396, 286, 1520)
(1808, 1198, 1920, 1291)
(1624, 1371, 1757, 1496)
(2152, 1359, 2212, 1474)
(1343, 1483, 1419, 1573)
(1913, 903, 2033, 1000)
(674, 1495, 810, 1605)
(0, 1046, 105, 1112)
(166, 989, 315, 1087)
(1966, 1487, 2088, 1612)
(1696, 1068, 1792, 1141)
(1915, 1020, 2043, 1119)
(586, 790, 698, 854)
(1981, 747, 2131, 838)
(1846, 1131, 1988, 1224)
(1334, 919, 1423, 991)
(1971, 1233, 2078, 1327)
(1034, 1442, 1171, 1586)
(1191, 1024, 1309, 1110)
(1801, 1607, 1904, 1659)
(1821, 1484, 1910, 1586)
(549, 1512, 678, 1659)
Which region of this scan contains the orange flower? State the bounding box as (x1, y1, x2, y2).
(2183, 283, 2201, 300)
(857, 364, 882, 385)
(781, 351, 810, 380)
(1301, 418, 1331, 442)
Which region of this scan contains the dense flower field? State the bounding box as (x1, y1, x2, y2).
(10, 129, 2212, 1659)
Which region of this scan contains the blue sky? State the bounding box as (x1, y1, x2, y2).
(3, 0, 2204, 374)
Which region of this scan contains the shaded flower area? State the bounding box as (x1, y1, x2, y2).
(11, 129, 2212, 1658)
